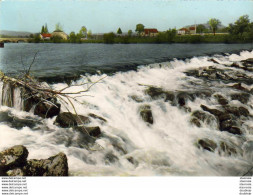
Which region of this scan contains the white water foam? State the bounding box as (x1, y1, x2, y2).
(0, 50, 253, 176)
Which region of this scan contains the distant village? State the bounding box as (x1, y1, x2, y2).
(0, 15, 252, 44)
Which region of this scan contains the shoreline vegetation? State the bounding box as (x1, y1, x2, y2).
(1, 15, 253, 44)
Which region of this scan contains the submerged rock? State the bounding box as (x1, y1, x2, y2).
(139, 105, 153, 124)
(34, 98, 61, 118)
(55, 112, 90, 128)
(0, 145, 28, 170)
(88, 113, 107, 122)
(214, 94, 228, 105)
(197, 139, 217, 152)
(192, 110, 217, 125)
(190, 117, 201, 127)
(230, 93, 251, 104)
(219, 141, 240, 156)
(145, 86, 175, 102)
(75, 126, 101, 137)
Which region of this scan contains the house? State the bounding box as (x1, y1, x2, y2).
(51, 31, 68, 40)
(141, 28, 159, 37)
(177, 28, 189, 35)
(189, 26, 196, 34)
(177, 26, 196, 35)
(40, 33, 51, 40)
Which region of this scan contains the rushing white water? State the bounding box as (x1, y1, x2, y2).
(0, 50, 253, 176)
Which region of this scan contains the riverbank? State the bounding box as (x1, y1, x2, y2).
(25, 34, 253, 44)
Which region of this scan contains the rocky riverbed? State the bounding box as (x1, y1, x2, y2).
(0, 50, 253, 176)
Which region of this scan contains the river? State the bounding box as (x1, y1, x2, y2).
(0, 43, 253, 176)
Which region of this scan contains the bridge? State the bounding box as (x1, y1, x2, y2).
(0, 38, 31, 43)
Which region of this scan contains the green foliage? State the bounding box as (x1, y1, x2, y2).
(79, 26, 87, 38)
(128, 30, 132, 37)
(87, 30, 92, 39)
(55, 23, 63, 32)
(34, 34, 41, 43)
(135, 24, 145, 35)
(41, 26, 45, 34)
(209, 18, 221, 35)
(228, 15, 253, 40)
(196, 25, 206, 33)
(117, 28, 122, 35)
(69, 32, 77, 43)
(51, 35, 62, 43)
(44, 24, 49, 33)
(103, 32, 115, 44)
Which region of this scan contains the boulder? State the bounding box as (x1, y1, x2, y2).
(230, 83, 248, 91)
(214, 94, 228, 105)
(197, 139, 217, 152)
(55, 112, 90, 128)
(25, 152, 68, 176)
(190, 117, 201, 127)
(219, 142, 238, 156)
(139, 105, 153, 124)
(88, 113, 107, 122)
(224, 106, 250, 117)
(130, 95, 144, 103)
(6, 168, 25, 176)
(230, 93, 250, 104)
(0, 145, 28, 170)
(145, 86, 175, 102)
(75, 126, 101, 137)
(200, 105, 223, 117)
(34, 98, 61, 118)
(192, 110, 217, 125)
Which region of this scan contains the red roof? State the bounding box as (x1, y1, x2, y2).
(179, 28, 189, 32)
(189, 26, 196, 30)
(144, 29, 158, 34)
(41, 33, 51, 38)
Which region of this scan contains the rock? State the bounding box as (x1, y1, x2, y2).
(139, 105, 153, 124)
(88, 113, 107, 122)
(34, 98, 61, 118)
(145, 86, 175, 102)
(55, 112, 90, 128)
(105, 152, 119, 165)
(200, 105, 223, 117)
(75, 126, 101, 137)
(242, 58, 253, 65)
(177, 92, 194, 106)
(230, 93, 250, 104)
(231, 83, 248, 91)
(219, 142, 237, 156)
(6, 168, 25, 176)
(192, 110, 217, 125)
(214, 94, 228, 105)
(25, 152, 68, 176)
(208, 59, 220, 64)
(224, 106, 250, 117)
(130, 95, 144, 103)
(0, 145, 28, 170)
(225, 126, 242, 135)
(190, 117, 201, 127)
(197, 139, 217, 152)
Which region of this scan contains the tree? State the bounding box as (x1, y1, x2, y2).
(69, 32, 76, 43)
(117, 28, 122, 35)
(79, 26, 87, 38)
(196, 24, 206, 34)
(128, 30, 132, 37)
(41, 25, 45, 34)
(44, 24, 49, 33)
(55, 23, 63, 32)
(208, 18, 221, 35)
(103, 32, 115, 44)
(87, 30, 92, 39)
(228, 15, 251, 38)
(135, 24, 145, 35)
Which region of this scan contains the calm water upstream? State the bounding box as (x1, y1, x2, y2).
(0, 43, 252, 82)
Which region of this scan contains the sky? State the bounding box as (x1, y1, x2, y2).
(0, 0, 253, 34)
